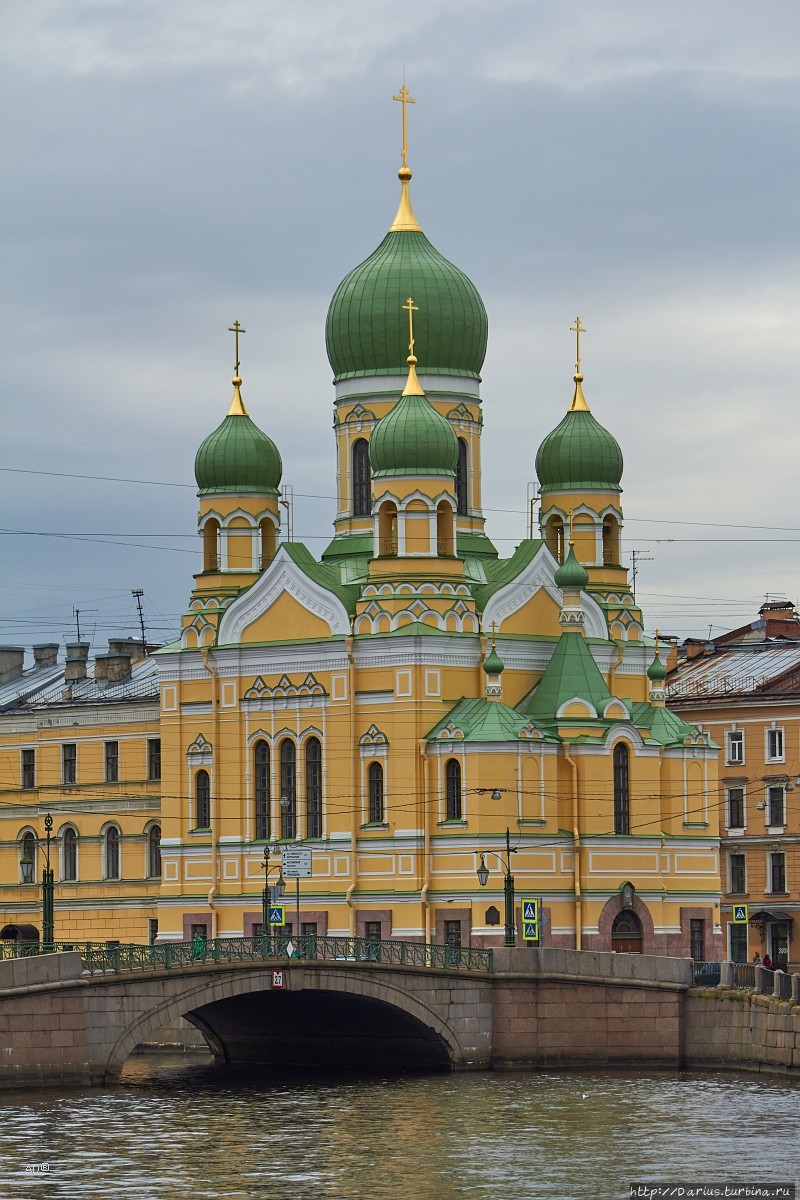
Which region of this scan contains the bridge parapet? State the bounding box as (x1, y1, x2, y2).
(491, 945, 693, 988)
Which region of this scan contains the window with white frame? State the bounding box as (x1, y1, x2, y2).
(766, 728, 784, 762)
(728, 852, 746, 894)
(726, 731, 744, 764)
(769, 851, 786, 893)
(767, 786, 785, 827)
(726, 787, 745, 829)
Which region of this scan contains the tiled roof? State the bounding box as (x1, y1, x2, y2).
(667, 642, 800, 701)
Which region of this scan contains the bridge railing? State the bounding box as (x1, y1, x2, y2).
(0, 936, 493, 975)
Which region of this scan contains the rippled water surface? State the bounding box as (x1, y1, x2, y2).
(1, 1058, 798, 1199)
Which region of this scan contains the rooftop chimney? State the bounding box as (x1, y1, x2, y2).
(95, 653, 133, 682)
(64, 641, 90, 682)
(33, 644, 59, 668)
(0, 647, 25, 684)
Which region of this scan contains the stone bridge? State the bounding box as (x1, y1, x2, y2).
(0, 944, 707, 1088)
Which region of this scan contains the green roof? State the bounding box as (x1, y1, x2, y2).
(370, 392, 458, 478)
(473, 540, 544, 612)
(426, 697, 557, 743)
(517, 633, 613, 720)
(280, 543, 360, 614)
(326, 230, 487, 382)
(195, 413, 282, 495)
(554, 544, 589, 588)
(483, 647, 505, 675)
(647, 653, 668, 681)
(535, 409, 622, 492)
(629, 701, 698, 746)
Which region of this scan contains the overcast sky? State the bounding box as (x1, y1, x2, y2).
(1, 1, 798, 655)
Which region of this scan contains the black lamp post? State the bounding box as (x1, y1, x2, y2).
(477, 826, 516, 947)
(42, 814, 55, 949)
(261, 844, 286, 946)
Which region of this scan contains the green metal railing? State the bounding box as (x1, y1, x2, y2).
(0, 936, 493, 975)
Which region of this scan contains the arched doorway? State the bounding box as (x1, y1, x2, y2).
(611, 910, 643, 954)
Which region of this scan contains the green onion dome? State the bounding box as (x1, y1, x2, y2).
(554, 543, 589, 589)
(195, 378, 282, 495)
(326, 189, 487, 382)
(483, 645, 505, 676)
(647, 651, 668, 681)
(536, 375, 623, 492)
(369, 359, 458, 479)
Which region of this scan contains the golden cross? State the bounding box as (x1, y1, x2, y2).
(228, 320, 246, 375)
(570, 316, 586, 375)
(393, 84, 416, 168)
(402, 297, 419, 357)
(490, 620, 497, 648)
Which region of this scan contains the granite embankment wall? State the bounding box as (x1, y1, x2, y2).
(684, 992, 800, 1074)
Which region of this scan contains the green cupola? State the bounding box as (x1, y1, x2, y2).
(325, 163, 487, 382)
(195, 377, 282, 495)
(554, 542, 589, 589)
(370, 355, 458, 478)
(536, 373, 623, 493)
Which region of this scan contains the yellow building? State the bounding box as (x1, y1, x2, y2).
(667, 601, 800, 968)
(0, 97, 722, 958)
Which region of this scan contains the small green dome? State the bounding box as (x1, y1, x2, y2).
(370, 387, 458, 479)
(536, 379, 623, 492)
(554, 544, 589, 588)
(647, 652, 668, 681)
(195, 383, 282, 495)
(483, 646, 505, 676)
(326, 230, 487, 382)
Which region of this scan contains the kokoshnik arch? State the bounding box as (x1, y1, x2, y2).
(0, 88, 721, 959)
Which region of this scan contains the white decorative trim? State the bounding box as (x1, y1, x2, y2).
(481, 544, 608, 638)
(217, 546, 351, 643)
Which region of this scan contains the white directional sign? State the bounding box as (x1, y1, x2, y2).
(280, 847, 313, 878)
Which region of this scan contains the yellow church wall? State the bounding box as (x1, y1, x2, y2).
(241, 593, 336, 642)
(495, 589, 562, 638)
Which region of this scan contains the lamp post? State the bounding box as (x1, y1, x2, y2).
(477, 826, 516, 947)
(261, 844, 286, 948)
(20, 815, 55, 949)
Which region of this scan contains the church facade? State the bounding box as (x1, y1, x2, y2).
(1, 102, 722, 958)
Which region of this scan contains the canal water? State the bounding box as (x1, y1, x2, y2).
(0, 1057, 797, 1199)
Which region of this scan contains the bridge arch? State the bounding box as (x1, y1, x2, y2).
(105, 963, 470, 1080)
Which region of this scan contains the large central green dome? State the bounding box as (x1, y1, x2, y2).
(326, 212, 487, 383)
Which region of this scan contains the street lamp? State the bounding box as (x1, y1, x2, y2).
(477, 826, 516, 947)
(261, 844, 286, 946)
(20, 816, 56, 948)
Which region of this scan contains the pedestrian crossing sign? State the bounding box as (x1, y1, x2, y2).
(269, 905, 286, 926)
(732, 904, 748, 924)
(521, 898, 539, 942)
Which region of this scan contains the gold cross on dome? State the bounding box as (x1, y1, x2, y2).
(402, 296, 419, 356)
(393, 84, 416, 169)
(570, 316, 586, 375)
(228, 320, 246, 375)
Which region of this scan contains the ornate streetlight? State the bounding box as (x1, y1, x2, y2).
(477, 826, 517, 947)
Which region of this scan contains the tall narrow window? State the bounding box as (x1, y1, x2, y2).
(148, 825, 161, 878)
(195, 770, 211, 828)
(21, 749, 35, 789)
(690, 918, 705, 962)
(254, 740, 270, 840)
(203, 518, 220, 571)
(63, 828, 78, 881)
(727, 788, 745, 829)
(105, 741, 119, 783)
(20, 831, 36, 881)
(729, 853, 746, 893)
(368, 762, 384, 823)
(770, 852, 786, 893)
(148, 739, 161, 781)
(280, 740, 296, 840)
(306, 738, 322, 838)
(767, 786, 785, 827)
(353, 438, 371, 517)
(766, 728, 784, 762)
(455, 438, 468, 515)
(729, 923, 747, 963)
(545, 516, 565, 564)
(726, 731, 744, 764)
(445, 759, 462, 821)
(105, 826, 120, 879)
(62, 743, 77, 785)
(613, 743, 630, 835)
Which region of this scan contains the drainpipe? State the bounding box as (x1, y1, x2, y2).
(420, 740, 432, 943)
(346, 634, 358, 936)
(607, 643, 625, 693)
(201, 647, 220, 939)
(563, 747, 581, 950)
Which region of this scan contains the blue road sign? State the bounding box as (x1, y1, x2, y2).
(521, 897, 540, 942)
(732, 904, 748, 924)
(269, 905, 286, 926)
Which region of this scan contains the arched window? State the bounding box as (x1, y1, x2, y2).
(105, 826, 120, 879)
(368, 762, 384, 824)
(455, 438, 469, 515)
(280, 740, 296, 840)
(436, 501, 454, 556)
(445, 759, 462, 821)
(203, 519, 220, 571)
(603, 516, 620, 565)
(306, 738, 322, 838)
(613, 744, 630, 835)
(378, 501, 398, 556)
(353, 439, 371, 517)
(62, 828, 78, 881)
(195, 770, 211, 829)
(20, 831, 36, 883)
(254, 740, 270, 840)
(545, 516, 565, 564)
(148, 825, 161, 878)
(260, 518, 277, 569)
(611, 909, 643, 953)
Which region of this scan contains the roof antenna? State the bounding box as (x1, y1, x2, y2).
(132, 589, 148, 654)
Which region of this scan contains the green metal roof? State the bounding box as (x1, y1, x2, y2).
(483, 647, 505, 675)
(195, 413, 282, 495)
(426, 696, 557, 743)
(326, 230, 487, 382)
(629, 701, 699, 746)
(535, 409, 622, 492)
(517, 633, 613, 720)
(473, 540, 545, 612)
(647, 653, 668, 681)
(280, 543, 360, 614)
(554, 544, 589, 588)
(370, 393, 458, 478)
